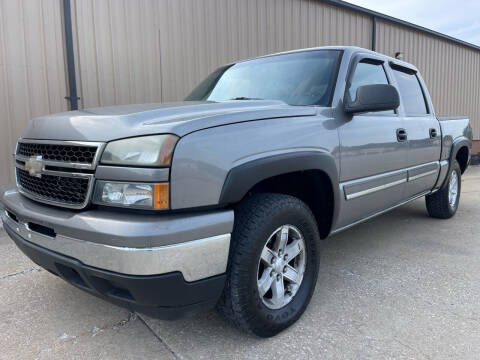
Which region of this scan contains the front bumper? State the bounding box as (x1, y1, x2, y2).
(5, 226, 226, 319)
(0, 184, 234, 319)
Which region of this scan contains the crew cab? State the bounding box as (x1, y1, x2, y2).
(0, 46, 472, 337)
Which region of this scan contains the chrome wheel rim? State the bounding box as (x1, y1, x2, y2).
(448, 171, 459, 209)
(257, 225, 306, 310)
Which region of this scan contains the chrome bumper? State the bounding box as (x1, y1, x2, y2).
(0, 185, 233, 282)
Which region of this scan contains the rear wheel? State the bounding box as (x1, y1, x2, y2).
(425, 160, 461, 219)
(217, 193, 320, 337)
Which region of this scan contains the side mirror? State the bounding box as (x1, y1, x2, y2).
(344, 84, 400, 114)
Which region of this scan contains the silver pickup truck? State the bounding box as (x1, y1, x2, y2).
(0, 46, 472, 337)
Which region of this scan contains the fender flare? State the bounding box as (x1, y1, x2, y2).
(218, 151, 341, 227)
(441, 137, 471, 188)
(450, 138, 471, 165)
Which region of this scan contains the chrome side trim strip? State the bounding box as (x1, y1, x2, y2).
(343, 162, 440, 201)
(408, 169, 437, 182)
(332, 190, 431, 235)
(0, 211, 230, 281)
(345, 178, 406, 200)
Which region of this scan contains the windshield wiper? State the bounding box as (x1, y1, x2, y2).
(228, 97, 264, 100)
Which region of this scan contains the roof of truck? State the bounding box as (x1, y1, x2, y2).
(237, 46, 419, 73)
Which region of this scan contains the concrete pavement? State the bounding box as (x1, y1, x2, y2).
(0, 241, 175, 359)
(1, 166, 479, 359)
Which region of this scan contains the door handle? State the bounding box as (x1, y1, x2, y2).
(396, 128, 408, 142)
(429, 128, 437, 138)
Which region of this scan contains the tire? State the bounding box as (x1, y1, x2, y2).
(425, 160, 461, 219)
(216, 193, 320, 337)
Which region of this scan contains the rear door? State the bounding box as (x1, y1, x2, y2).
(389, 64, 441, 198)
(336, 56, 408, 229)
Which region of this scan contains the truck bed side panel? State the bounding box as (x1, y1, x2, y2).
(438, 117, 472, 162)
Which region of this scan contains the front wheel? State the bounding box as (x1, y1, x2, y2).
(216, 193, 320, 337)
(425, 160, 461, 219)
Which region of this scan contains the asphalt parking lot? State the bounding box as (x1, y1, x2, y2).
(1, 166, 479, 360)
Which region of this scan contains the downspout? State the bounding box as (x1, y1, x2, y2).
(62, 0, 80, 110)
(371, 15, 376, 51)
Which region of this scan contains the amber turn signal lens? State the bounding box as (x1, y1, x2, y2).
(153, 183, 170, 210)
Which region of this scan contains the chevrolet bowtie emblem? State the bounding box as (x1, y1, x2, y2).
(25, 156, 43, 178)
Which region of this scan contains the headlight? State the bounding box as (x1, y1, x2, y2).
(101, 134, 178, 167)
(93, 181, 169, 210)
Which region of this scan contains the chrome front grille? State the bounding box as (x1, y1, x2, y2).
(16, 168, 90, 207)
(17, 142, 97, 164)
(14, 139, 104, 209)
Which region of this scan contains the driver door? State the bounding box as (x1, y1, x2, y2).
(336, 58, 408, 230)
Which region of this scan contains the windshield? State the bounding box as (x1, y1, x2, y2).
(185, 50, 342, 106)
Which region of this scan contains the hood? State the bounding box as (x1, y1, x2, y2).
(22, 101, 318, 142)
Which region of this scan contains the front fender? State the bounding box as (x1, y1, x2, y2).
(219, 151, 340, 227)
(170, 114, 340, 210)
(219, 151, 337, 201)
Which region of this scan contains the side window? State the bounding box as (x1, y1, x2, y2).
(349, 61, 389, 101)
(349, 61, 394, 114)
(392, 69, 428, 116)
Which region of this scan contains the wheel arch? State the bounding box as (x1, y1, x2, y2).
(455, 145, 469, 174)
(219, 151, 340, 238)
(438, 137, 470, 189)
(449, 137, 471, 174)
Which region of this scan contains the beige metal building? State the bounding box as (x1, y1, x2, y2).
(1, 0, 479, 185)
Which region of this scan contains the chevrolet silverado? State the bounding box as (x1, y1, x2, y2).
(0, 46, 472, 337)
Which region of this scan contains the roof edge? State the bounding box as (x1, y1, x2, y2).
(320, 0, 480, 52)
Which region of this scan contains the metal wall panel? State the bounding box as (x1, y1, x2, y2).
(71, 0, 372, 105)
(376, 19, 480, 140)
(0, 0, 68, 185)
(72, 0, 479, 138)
(158, 0, 372, 101)
(71, 0, 164, 108)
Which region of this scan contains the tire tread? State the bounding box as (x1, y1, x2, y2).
(425, 160, 461, 219)
(216, 193, 319, 337)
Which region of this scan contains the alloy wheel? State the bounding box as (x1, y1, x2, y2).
(448, 171, 459, 209)
(257, 225, 307, 310)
